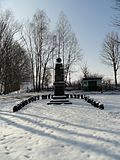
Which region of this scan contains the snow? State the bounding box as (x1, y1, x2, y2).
(0, 92, 120, 160)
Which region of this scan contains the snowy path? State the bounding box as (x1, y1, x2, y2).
(0, 93, 120, 160)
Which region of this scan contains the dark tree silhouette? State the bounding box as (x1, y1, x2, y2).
(101, 32, 120, 86)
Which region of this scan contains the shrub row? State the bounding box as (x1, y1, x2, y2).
(84, 96, 104, 110)
(13, 94, 57, 112)
(13, 93, 104, 112)
(13, 95, 40, 112)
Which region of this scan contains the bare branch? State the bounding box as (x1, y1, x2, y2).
(101, 31, 120, 86)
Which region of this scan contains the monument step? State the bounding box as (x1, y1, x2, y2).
(50, 99, 69, 102)
(52, 95, 67, 99)
(47, 101, 72, 105)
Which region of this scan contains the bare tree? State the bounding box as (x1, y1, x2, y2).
(81, 62, 89, 78)
(101, 31, 120, 86)
(41, 34, 57, 90)
(44, 68, 52, 89)
(0, 9, 31, 93)
(3, 42, 31, 93)
(22, 10, 55, 91)
(56, 11, 71, 64)
(56, 11, 82, 82)
(65, 33, 82, 82)
(32, 10, 50, 91)
(21, 20, 36, 91)
(0, 10, 19, 66)
(102, 78, 113, 90)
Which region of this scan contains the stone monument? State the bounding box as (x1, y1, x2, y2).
(47, 57, 72, 104)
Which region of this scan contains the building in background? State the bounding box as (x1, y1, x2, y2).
(82, 77, 102, 91)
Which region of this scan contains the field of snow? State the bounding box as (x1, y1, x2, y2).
(0, 91, 120, 160)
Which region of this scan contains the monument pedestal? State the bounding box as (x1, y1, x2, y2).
(47, 95, 72, 105)
(47, 58, 72, 105)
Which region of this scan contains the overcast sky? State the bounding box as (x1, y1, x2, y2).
(1, 0, 119, 81)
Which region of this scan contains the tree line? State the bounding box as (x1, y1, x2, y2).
(0, 9, 82, 93)
(0, 10, 31, 94)
(1, 1, 120, 94)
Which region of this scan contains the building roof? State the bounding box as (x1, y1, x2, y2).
(82, 77, 102, 81)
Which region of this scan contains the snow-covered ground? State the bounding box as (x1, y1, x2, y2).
(0, 91, 120, 160)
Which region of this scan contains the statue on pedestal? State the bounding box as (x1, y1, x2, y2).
(47, 57, 72, 104)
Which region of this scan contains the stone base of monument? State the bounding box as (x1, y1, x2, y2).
(47, 95, 72, 105)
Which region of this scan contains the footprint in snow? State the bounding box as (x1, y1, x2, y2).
(87, 154, 90, 157)
(0, 138, 5, 141)
(4, 146, 11, 155)
(81, 150, 85, 153)
(4, 146, 13, 151)
(24, 155, 30, 159)
(5, 151, 10, 155)
(4, 146, 9, 150)
(19, 136, 23, 139)
(28, 137, 32, 140)
(25, 146, 32, 151)
(27, 148, 32, 151)
(3, 135, 9, 137)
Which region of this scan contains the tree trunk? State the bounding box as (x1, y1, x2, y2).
(41, 62, 47, 90)
(38, 57, 42, 91)
(113, 63, 117, 87)
(31, 55, 35, 92)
